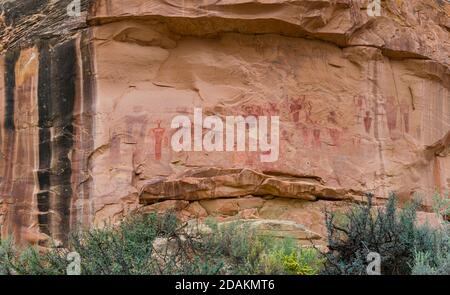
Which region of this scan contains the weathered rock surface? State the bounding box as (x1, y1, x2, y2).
(0, 0, 449, 245)
(140, 168, 364, 202)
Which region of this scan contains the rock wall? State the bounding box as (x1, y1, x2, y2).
(0, 0, 449, 245)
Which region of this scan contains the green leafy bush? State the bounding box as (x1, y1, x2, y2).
(412, 247, 450, 275)
(412, 193, 450, 275)
(321, 193, 439, 275)
(185, 219, 323, 275)
(0, 239, 15, 275)
(259, 238, 324, 275)
(0, 213, 323, 275)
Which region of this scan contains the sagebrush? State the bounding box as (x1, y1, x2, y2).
(321, 193, 446, 275)
(0, 213, 322, 275)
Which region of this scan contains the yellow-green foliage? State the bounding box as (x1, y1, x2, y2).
(260, 238, 324, 275)
(281, 250, 321, 275)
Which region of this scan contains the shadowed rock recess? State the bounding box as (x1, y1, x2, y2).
(0, 0, 449, 246)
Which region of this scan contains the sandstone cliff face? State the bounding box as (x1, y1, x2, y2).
(0, 0, 449, 245)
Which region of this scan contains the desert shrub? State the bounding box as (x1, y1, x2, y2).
(412, 193, 450, 275)
(412, 247, 450, 275)
(0, 213, 323, 275)
(64, 212, 184, 275)
(0, 238, 15, 275)
(194, 220, 262, 274)
(321, 193, 438, 275)
(188, 220, 323, 275)
(0, 213, 185, 275)
(283, 248, 324, 275)
(257, 237, 324, 275)
(264, 245, 323, 275)
(412, 228, 450, 275)
(0, 238, 64, 275)
(432, 191, 450, 220)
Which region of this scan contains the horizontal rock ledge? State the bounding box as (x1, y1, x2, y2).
(139, 168, 364, 204)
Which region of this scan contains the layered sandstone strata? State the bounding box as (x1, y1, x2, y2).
(0, 0, 449, 245)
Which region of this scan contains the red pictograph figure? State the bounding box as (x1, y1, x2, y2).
(302, 126, 309, 146)
(304, 100, 313, 123)
(354, 95, 364, 123)
(267, 102, 280, 116)
(313, 129, 321, 148)
(151, 120, 165, 161)
(383, 96, 399, 132)
(110, 110, 148, 164)
(364, 111, 373, 134)
(243, 105, 264, 116)
(290, 97, 303, 123)
(289, 96, 313, 124)
(125, 106, 149, 142)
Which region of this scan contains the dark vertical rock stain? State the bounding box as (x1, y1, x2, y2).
(4, 50, 19, 131)
(37, 39, 77, 244)
(37, 42, 52, 237)
(1, 50, 19, 237)
(81, 32, 95, 146)
(50, 40, 76, 243)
